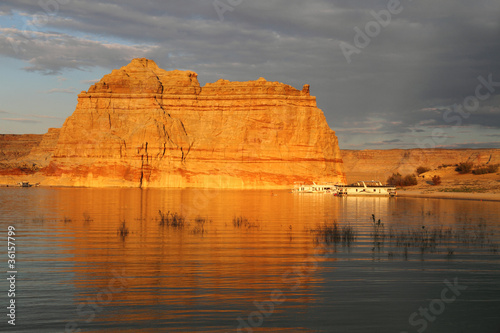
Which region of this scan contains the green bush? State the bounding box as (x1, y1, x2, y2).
(455, 162, 473, 174)
(416, 166, 430, 175)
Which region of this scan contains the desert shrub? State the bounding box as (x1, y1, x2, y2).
(472, 167, 488, 175)
(402, 174, 418, 186)
(472, 164, 499, 175)
(455, 162, 473, 174)
(387, 173, 403, 186)
(487, 164, 499, 173)
(431, 175, 442, 185)
(416, 166, 430, 175)
(387, 173, 418, 186)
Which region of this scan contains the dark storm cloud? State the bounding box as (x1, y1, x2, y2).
(0, 0, 499, 146)
(0, 28, 158, 74)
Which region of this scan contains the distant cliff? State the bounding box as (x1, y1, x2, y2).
(341, 149, 500, 183)
(0, 58, 345, 188)
(0, 134, 44, 174)
(0, 134, 43, 161)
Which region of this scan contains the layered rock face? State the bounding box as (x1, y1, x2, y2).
(0, 134, 44, 174)
(37, 58, 345, 188)
(0, 134, 43, 161)
(27, 128, 60, 163)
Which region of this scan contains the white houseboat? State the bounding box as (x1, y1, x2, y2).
(292, 182, 337, 194)
(17, 181, 40, 187)
(336, 180, 396, 197)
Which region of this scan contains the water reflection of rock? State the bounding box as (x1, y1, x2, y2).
(24, 189, 343, 327)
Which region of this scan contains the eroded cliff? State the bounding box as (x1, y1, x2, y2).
(341, 149, 500, 183)
(2, 58, 345, 188)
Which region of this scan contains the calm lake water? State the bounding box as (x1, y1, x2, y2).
(1, 188, 499, 333)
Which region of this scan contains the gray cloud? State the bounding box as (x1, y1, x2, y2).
(0, 28, 158, 74)
(436, 141, 500, 149)
(0, 0, 499, 147)
(81, 79, 99, 85)
(30, 114, 64, 119)
(1, 117, 41, 123)
(43, 87, 77, 94)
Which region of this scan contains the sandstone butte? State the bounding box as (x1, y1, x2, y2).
(0, 58, 346, 188)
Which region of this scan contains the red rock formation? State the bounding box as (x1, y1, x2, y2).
(0, 134, 44, 176)
(0, 134, 43, 161)
(25, 58, 345, 188)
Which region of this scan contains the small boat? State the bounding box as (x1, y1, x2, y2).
(17, 181, 39, 188)
(292, 182, 337, 194)
(336, 180, 396, 197)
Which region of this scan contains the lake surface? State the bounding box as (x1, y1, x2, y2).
(0, 188, 499, 333)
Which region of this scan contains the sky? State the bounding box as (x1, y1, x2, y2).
(0, 0, 499, 149)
